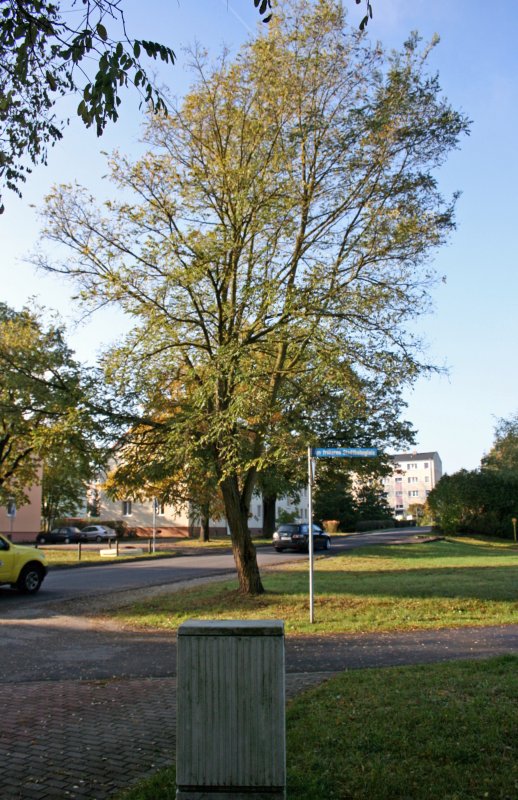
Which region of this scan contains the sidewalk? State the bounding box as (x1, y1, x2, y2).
(1, 672, 332, 800)
(2, 624, 517, 800)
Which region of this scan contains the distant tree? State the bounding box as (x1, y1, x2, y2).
(427, 469, 518, 538)
(354, 477, 392, 521)
(407, 501, 427, 523)
(41, 449, 96, 530)
(314, 472, 356, 531)
(38, 0, 468, 594)
(0, 302, 100, 506)
(481, 413, 518, 474)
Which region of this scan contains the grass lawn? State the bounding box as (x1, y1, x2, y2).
(116, 655, 518, 800)
(108, 537, 518, 635)
(39, 547, 179, 565)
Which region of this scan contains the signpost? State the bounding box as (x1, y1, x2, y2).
(6, 498, 16, 540)
(307, 446, 378, 623)
(152, 497, 159, 553)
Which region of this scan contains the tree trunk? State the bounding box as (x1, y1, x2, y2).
(221, 474, 264, 595)
(199, 506, 210, 542)
(262, 492, 277, 537)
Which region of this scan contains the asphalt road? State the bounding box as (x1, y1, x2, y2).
(0, 528, 431, 613)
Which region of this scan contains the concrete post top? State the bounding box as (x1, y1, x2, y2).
(178, 619, 285, 637)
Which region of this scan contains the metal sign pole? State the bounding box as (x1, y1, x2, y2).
(152, 497, 157, 553)
(307, 446, 378, 626)
(308, 447, 315, 624)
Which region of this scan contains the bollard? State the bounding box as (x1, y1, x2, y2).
(77, 541, 81, 561)
(176, 620, 286, 800)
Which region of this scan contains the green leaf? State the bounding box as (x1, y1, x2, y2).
(96, 22, 108, 42)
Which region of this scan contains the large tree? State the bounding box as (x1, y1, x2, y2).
(38, 0, 468, 593)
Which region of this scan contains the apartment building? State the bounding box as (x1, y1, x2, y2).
(383, 452, 442, 518)
(96, 490, 301, 537)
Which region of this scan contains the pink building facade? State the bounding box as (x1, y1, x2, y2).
(0, 481, 42, 543)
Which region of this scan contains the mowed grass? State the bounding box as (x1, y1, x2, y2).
(109, 537, 518, 635)
(117, 655, 518, 800)
(39, 547, 178, 565)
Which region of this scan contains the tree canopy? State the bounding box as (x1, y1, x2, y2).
(481, 413, 518, 474)
(427, 411, 518, 538)
(0, 0, 176, 212)
(0, 302, 101, 505)
(38, 0, 468, 593)
(1, 1, 380, 213)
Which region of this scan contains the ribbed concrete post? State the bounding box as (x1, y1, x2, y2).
(176, 620, 286, 800)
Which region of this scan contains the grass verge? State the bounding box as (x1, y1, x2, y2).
(38, 537, 271, 567)
(116, 655, 518, 800)
(107, 537, 518, 635)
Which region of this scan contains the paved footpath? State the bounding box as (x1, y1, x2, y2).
(1, 615, 518, 800)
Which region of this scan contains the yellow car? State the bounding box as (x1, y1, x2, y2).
(0, 532, 48, 594)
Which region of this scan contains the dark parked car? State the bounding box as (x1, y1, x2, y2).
(272, 523, 331, 553)
(36, 526, 83, 544)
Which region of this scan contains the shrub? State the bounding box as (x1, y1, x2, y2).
(322, 520, 340, 533)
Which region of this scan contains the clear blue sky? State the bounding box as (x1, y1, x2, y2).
(1, 0, 517, 475)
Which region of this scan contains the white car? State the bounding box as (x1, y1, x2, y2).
(80, 525, 117, 542)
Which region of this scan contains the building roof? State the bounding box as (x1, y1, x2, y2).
(391, 452, 440, 462)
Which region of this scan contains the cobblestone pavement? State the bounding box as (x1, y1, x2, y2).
(0, 672, 333, 800)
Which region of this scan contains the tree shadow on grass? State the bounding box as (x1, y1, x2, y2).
(264, 564, 518, 602)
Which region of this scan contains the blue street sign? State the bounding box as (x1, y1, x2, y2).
(311, 447, 378, 458)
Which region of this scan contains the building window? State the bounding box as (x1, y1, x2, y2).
(408, 477, 418, 483)
(425, 476, 429, 483)
(408, 490, 419, 498)
(395, 477, 402, 483)
(122, 500, 132, 516)
(396, 491, 403, 497)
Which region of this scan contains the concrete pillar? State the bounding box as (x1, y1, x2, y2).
(176, 620, 286, 800)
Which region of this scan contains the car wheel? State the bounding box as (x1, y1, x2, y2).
(16, 564, 44, 594)
(64, 537, 70, 544)
(274, 547, 283, 552)
(95, 535, 103, 543)
(38, 536, 46, 544)
(324, 538, 331, 550)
